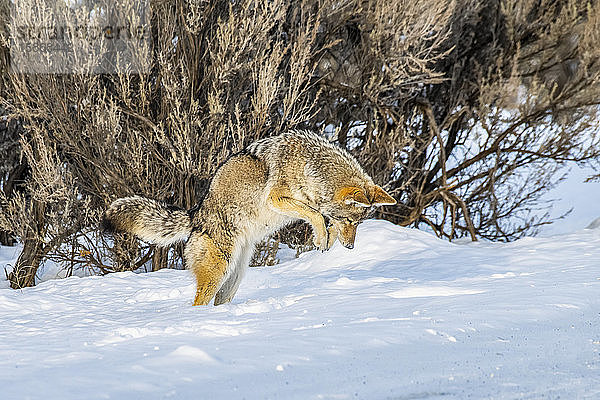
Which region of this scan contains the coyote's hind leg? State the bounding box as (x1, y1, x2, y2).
(214, 244, 253, 305)
(214, 267, 243, 306)
(185, 232, 231, 306)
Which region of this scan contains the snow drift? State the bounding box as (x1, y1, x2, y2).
(0, 220, 599, 399)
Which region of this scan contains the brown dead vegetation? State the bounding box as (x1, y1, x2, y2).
(0, 0, 599, 287)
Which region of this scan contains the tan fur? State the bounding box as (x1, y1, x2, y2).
(334, 186, 371, 207)
(186, 234, 230, 306)
(103, 130, 396, 306)
(368, 185, 397, 206)
(103, 196, 191, 246)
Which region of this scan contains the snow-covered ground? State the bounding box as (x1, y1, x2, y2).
(0, 220, 599, 399)
(539, 165, 600, 235)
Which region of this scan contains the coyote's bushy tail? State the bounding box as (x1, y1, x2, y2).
(102, 196, 192, 246)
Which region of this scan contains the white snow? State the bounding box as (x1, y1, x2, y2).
(0, 244, 21, 289)
(539, 165, 600, 235)
(1, 219, 600, 399)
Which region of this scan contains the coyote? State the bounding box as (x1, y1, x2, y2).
(103, 131, 396, 305)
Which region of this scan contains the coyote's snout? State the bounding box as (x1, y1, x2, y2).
(325, 185, 397, 249)
(103, 131, 396, 306)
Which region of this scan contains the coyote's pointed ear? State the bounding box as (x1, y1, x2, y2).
(335, 186, 371, 207)
(368, 185, 396, 206)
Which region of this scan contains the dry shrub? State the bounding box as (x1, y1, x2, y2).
(0, 0, 598, 287)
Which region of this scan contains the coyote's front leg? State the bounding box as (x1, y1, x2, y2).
(326, 222, 338, 249)
(268, 187, 330, 250)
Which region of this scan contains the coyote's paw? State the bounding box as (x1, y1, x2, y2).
(313, 218, 333, 251)
(314, 223, 338, 251)
(312, 228, 329, 251)
(326, 224, 338, 250)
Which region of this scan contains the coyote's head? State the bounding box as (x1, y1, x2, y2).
(325, 185, 396, 249)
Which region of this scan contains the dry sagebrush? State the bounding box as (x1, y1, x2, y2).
(0, 0, 599, 287)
